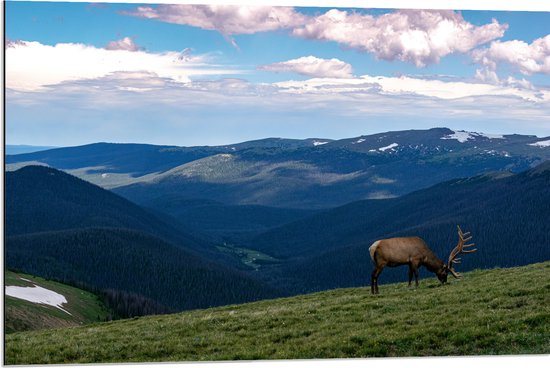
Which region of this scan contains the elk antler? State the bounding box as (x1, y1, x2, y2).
(447, 225, 477, 278)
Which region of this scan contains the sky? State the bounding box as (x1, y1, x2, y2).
(5, 0, 550, 146)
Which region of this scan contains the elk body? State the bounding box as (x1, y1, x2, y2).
(369, 226, 476, 294)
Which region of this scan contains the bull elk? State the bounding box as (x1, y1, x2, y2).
(369, 226, 476, 294)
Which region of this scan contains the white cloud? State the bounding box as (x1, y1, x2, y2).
(123, 4, 306, 48)
(9, 71, 550, 118)
(273, 74, 548, 102)
(105, 37, 142, 52)
(5, 40, 243, 91)
(293, 9, 507, 67)
(7, 73, 550, 147)
(123, 6, 506, 66)
(6, 38, 26, 48)
(472, 34, 550, 75)
(291, 9, 507, 67)
(258, 56, 353, 78)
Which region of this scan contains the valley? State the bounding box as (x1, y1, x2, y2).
(216, 243, 281, 271)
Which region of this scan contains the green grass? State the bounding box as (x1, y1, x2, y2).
(5, 271, 111, 334)
(5, 262, 550, 364)
(216, 244, 280, 270)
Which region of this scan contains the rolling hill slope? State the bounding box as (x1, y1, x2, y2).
(141, 197, 318, 242)
(5, 165, 224, 259)
(113, 128, 550, 209)
(5, 261, 549, 364)
(5, 145, 58, 155)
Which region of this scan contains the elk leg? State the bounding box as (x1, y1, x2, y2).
(370, 269, 378, 295)
(410, 260, 420, 288)
(371, 265, 384, 294)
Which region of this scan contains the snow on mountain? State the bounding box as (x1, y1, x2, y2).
(479, 133, 505, 139)
(313, 141, 329, 146)
(441, 130, 505, 143)
(379, 143, 399, 151)
(529, 139, 550, 148)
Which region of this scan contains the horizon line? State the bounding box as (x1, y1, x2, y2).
(5, 127, 546, 150)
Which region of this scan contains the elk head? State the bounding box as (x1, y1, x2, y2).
(441, 225, 477, 282)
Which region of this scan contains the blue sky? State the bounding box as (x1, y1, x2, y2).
(5, 1, 550, 146)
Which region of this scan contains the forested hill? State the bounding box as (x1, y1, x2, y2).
(5, 159, 550, 317)
(5, 165, 217, 257)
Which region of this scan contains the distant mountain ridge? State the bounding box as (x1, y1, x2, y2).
(7, 128, 549, 209)
(5, 145, 58, 155)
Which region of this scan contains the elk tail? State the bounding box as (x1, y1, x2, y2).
(369, 240, 381, 263)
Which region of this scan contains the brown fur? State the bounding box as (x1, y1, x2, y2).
(369, 236, 446, 294)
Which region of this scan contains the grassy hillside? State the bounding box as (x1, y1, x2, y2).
(5, 262, 549, 364)
(5, 271, 111, 333)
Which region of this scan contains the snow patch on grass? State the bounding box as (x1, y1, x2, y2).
(6, 285, 72, 315)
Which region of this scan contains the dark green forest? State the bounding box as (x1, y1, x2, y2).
(7, 228, 282, 317)
(5, 165, 238, 264)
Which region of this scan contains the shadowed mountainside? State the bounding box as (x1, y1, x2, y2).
(5, 166, 283, 315)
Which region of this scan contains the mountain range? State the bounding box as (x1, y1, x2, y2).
(7, 128, 550, 210)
